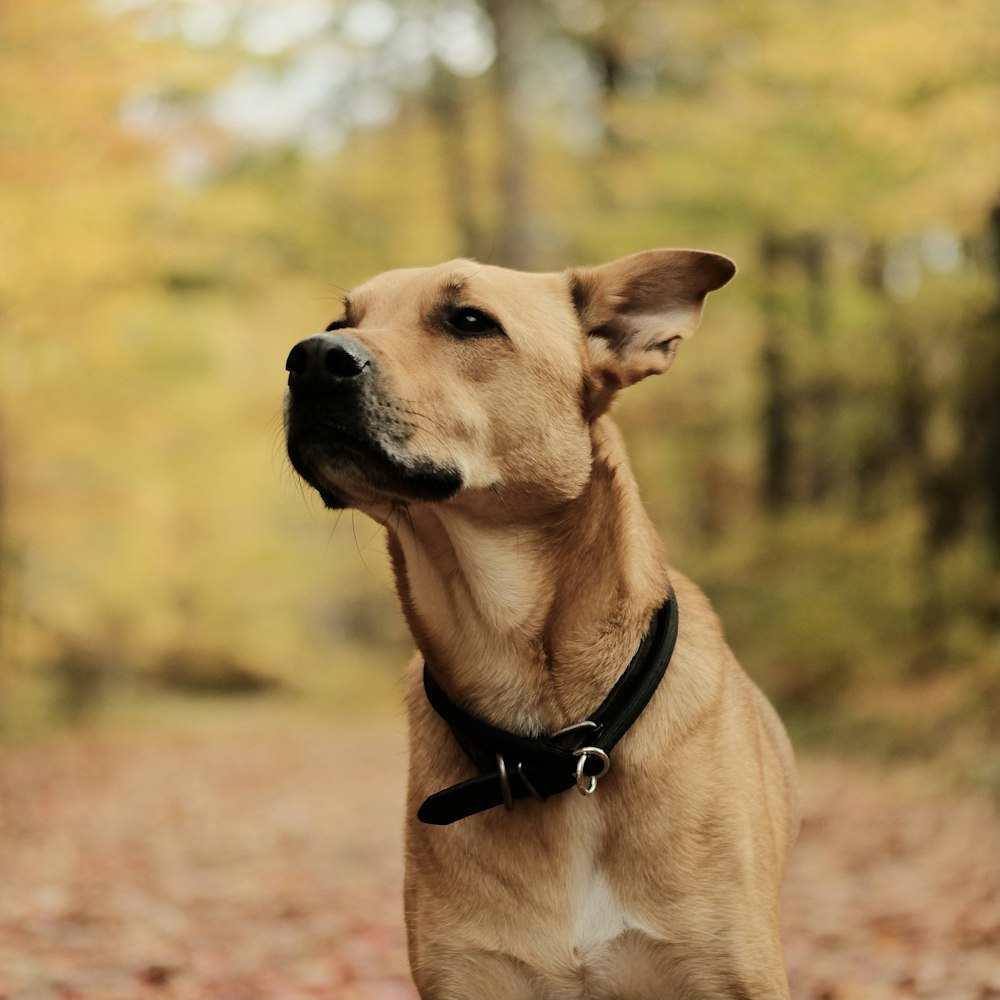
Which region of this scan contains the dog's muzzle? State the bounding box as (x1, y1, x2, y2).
(284, 333, 462, 508)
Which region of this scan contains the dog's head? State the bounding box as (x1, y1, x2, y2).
(284, 250, 734, 514)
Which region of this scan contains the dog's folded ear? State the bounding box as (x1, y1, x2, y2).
(568, 249, 735, 418)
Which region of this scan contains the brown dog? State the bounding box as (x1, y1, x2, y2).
(284, 250, 799, 999)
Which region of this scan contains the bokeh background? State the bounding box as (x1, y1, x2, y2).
(1, 3, 999, 998)
(1, 0, 996, 775)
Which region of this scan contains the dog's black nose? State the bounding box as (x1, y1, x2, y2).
(286, 334, 371, 387)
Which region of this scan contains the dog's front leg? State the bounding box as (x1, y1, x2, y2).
(410, 949, 559, 1000)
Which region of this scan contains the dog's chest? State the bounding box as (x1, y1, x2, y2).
(565, 806, 654, 955)
(570, 865, 634, 952)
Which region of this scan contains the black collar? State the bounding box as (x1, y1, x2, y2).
(417, 586, 679, 825)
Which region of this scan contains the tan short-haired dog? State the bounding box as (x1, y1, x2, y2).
(284, 250, 799, 1000)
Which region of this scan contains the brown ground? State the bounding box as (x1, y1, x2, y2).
(0, 710, 997, 1000)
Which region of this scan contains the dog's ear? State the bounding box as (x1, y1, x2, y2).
(568, 249, 735, 418)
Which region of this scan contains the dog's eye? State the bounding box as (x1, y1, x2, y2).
(325, 318, 348, 332)
(445, 307, 502, 338)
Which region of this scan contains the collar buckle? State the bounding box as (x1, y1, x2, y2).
(549, 719, 599, 742)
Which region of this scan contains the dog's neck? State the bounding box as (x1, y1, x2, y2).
(386, 419, 669, 734)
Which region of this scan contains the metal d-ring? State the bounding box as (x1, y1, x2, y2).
(572, 747, 611, 796)
(496, 752, 514, 811)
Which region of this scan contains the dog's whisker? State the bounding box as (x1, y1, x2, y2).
(348, 510, 370, 570)
(304, 274, 352, 298)
(393, 407, 454, 451)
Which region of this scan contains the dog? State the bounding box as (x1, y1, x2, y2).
(284, 249, 799, 1000)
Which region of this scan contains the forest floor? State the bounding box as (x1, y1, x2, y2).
(0, 705, 997, 1000)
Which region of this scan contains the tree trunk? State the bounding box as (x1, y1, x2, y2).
(427, 66, 484, 260)
(760, 233, 794, 513)
(981, 202, 1000, 552)
(484, 0, 536, 269)
(0, 413, 6, 668)
(800, 233, 838, 502)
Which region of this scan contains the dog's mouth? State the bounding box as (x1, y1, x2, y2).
(283, 332, 462, 509)
(286, 417, 462, 510)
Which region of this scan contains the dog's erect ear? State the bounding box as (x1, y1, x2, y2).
(568, 249, 735, 418)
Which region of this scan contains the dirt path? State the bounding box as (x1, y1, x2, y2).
(0, 712, 997, 1000)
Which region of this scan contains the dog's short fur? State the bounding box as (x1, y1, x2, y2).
(285, 250, 799, 999)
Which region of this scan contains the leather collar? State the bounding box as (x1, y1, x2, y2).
(417, 586, 679, 825)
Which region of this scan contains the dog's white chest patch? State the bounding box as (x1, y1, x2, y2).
(571, 868, 631, 952)
(565, 804, 655, 955)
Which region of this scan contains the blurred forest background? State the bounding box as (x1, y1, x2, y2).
(0, 0, 997, 783)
